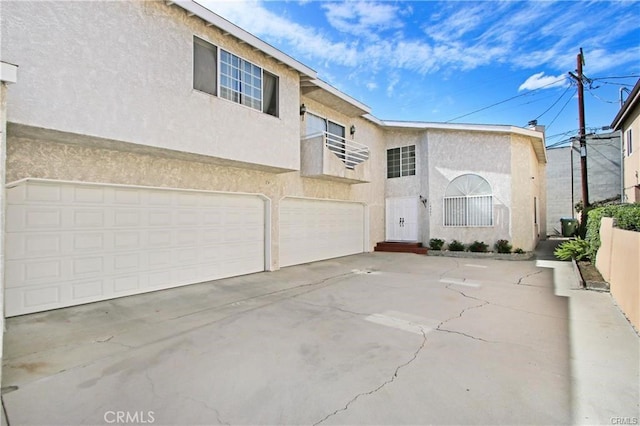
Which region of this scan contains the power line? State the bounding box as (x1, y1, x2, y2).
(445, 76, 568, 123)
(545, 87, 577, 131)
(532, 83, 573, 122)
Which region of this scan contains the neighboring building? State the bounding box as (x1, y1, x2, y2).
(611, 79, 640, 203)
(0, 1, 546, 317)
(546, 132, 621, 235)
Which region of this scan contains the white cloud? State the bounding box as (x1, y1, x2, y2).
(197, 0, 640, 83)
(518, 72, 568, 91)
(322, 2, 404, 38)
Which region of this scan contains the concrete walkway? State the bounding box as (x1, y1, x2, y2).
(1, 245, 638, 425)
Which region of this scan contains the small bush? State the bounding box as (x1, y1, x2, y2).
(494, 239, 512, 254)
(554, 238, 590, 261)
(448, 240, 465, 251)
(468, 241, 488, 252)
(429, 238, 445, 251)
(513, 248, 525, 254)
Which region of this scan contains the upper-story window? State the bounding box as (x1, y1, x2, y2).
(193, 37, 279, 117)
(627, 129, 633, 156)
(387, 145, 416, 178)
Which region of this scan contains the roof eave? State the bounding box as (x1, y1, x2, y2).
(171, 1, 317, 79)
(611, 79, 640, 130)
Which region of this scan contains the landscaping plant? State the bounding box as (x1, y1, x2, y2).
(448, 240, 465, 251)
(494, 239, 512, 254)
(468, 241, 488, 252)
(429, 238, 445, 251)
(554, 238, 590, 261)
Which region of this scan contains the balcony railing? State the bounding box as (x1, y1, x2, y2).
(322, 132, 370, 169)
(300, 132, 371, 183)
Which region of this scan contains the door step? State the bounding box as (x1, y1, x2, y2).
(374, 241, 428, 255)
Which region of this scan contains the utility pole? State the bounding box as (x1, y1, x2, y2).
(569, 48, 589, 227)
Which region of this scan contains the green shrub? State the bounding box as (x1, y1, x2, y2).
(554, 238, 590, 261)
(586, 204, 640, 259)
(513, 248, 525, 254)
(429, 238, 445, 251)
(468, 241, 488, 252)
(494, 239, 512, 254)
(448, 240, 465, 251)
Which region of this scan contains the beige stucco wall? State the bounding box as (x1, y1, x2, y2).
(510, 134, 545, 251)
(427, 129, 512, 247)
(622, 102, 640, 202)
(596, 217, 640, 331)
(6, 134, 386, 270)
(1, 1, 301, 171)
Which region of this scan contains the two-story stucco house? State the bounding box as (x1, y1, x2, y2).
(0, 0, 546, 320)
(611, 79, 640, 203)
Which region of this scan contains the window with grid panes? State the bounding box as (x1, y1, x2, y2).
(387, 145, 416, 178)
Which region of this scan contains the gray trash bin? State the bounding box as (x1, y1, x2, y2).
(560, 218, 578, 237)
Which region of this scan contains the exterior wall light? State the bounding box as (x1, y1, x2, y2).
(350, 125, 356, 136)
(300, 103, 307, 116)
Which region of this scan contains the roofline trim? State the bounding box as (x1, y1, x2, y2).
(379, 120, 542, 137)
(310, 79, 371, 115)
(611, 79, 640, 130)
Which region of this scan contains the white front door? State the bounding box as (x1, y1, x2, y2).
(385, 197, 419, 241)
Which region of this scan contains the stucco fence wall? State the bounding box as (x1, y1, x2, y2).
(595, 217, 640, 331)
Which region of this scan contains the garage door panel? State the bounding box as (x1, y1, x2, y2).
(6, 180, 266, 316)
(280, 198, 365, 267)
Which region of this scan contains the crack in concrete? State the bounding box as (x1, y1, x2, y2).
(2, 395, 11, 426)
(312, 327, 427, 426)
(436, 284, 492, 342)
(517, 269, 544, 286)
(171, 271, 356, 322)
(145, 370, 160, 401)
(183, 396, 230, 425)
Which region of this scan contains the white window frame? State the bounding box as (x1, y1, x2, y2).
(387, 145, 416, 179)
(192, 38, 279, 117)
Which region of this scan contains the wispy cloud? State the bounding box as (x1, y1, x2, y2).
(198, 0, 640, 82)
(518, 72, 568, 91)
(321, 1, 404, 39)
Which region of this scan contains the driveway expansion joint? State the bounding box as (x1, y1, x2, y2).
(312, 327, 428, 426)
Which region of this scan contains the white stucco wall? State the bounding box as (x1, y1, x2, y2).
(1, 1, 301, 171)
(427, 130, 513, 248)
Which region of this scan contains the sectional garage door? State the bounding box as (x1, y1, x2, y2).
(5, 179, 266, 316)
(279, 198, 365, 267)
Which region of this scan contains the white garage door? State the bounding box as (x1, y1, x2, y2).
(280, 198, 365, 267)
(5, 179, 265, 316)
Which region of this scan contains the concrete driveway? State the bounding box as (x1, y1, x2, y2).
(2, 252, 638, 425)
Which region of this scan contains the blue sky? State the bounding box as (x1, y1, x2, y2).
(199, 0, 640, 147)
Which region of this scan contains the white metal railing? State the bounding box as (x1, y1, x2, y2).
(444, 195, 493, 227)
(304, 132, 370, 169)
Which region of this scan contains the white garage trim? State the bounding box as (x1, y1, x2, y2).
(279, 197, 367, 268)
(5, 178, 270, 316)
